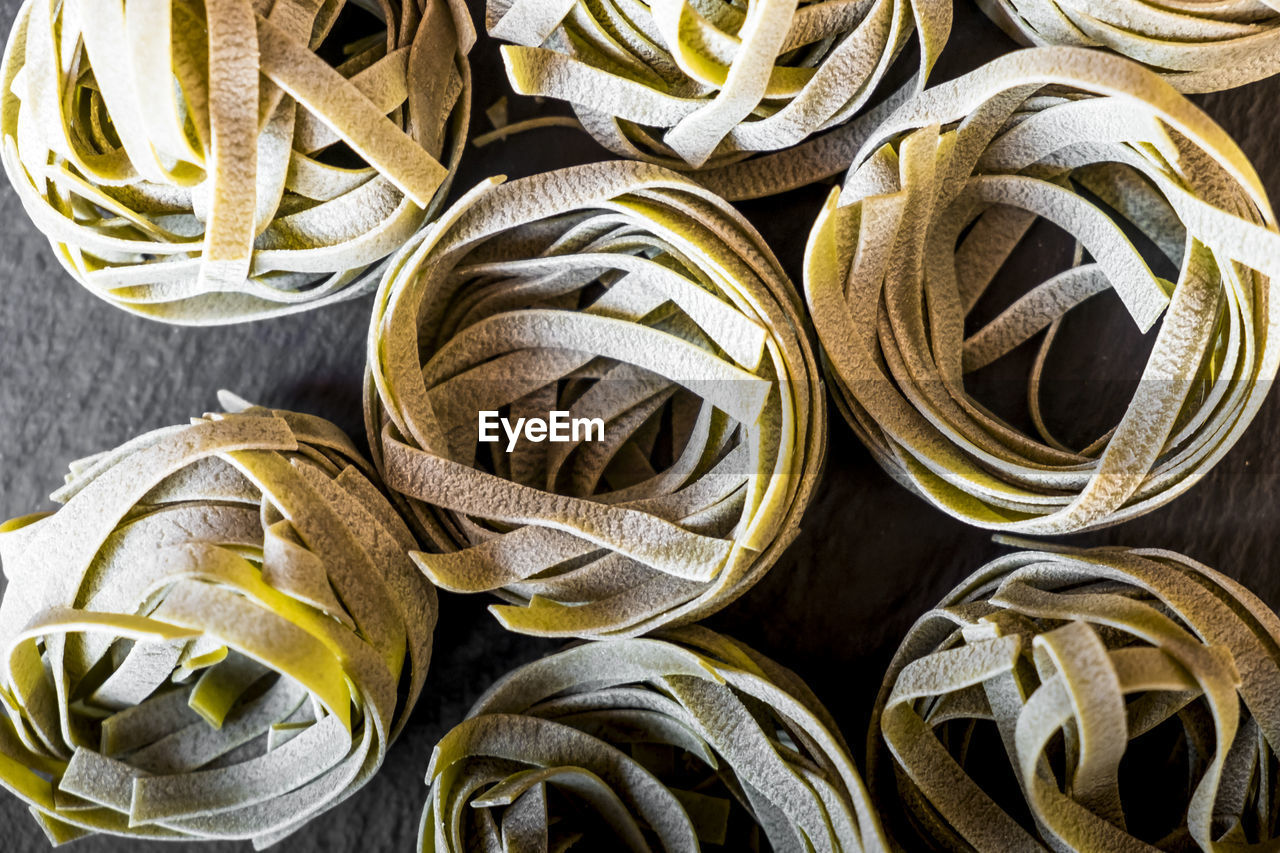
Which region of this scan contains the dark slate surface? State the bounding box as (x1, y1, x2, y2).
(2, 2, 1279, 851)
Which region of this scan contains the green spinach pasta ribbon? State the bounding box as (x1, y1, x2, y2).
(977, 0, 1280, 93)
(366, 161, 826, 638)
(0, 393, 435, 847)
(805, 46, 1280, 535)
(870, 542, 1280, 851)
(0, 0, 472, 324)
(423, 626, 888, 852)
(483, 0, 953, 176)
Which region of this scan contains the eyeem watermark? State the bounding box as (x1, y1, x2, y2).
(479, 411, 605, 452)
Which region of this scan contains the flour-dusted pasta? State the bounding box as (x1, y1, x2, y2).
(0, 0, 472, 324)
(805, 47, 1280, 535)
(977, 0, 1280, 93)
(482, 0, 952, 186)
(367, 161, 826, 638)
(0, 393, 435, 847)
(870, 543, 1280, 851)
(423, 626, 888, 852)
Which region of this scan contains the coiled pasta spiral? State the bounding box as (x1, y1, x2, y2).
(0, 393, 435, 847)
(870, 544, 1280, 852)
(484, 0, 952, 172)
(977, 0, 1280, 93)
(423, 626, 888, 852)
(366, 161, 826, 637)
(0, 0, 472, 324)
(805, 47, 1280, 535)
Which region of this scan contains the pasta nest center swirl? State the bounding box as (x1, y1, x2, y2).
(976, 0, 1280, 93)
(871, 544, 1280, 851)
(0, 396, 435, 847)
(485, 0, 953, 169)
(366, 161, 827, 638)
(423, 627, 889, 852)
(0, 0, 473, 323)
(804, 46, 1280, 535)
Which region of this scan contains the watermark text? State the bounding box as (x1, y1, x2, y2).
(479, 411, 605, 452)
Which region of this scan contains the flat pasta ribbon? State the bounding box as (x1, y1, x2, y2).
(423, 625, 889, 852)
(482, 0, 953, 181)
(804, 46, 1280, 535)
(0, 392, 435, 848)
(366, 160, 827, 638)
(977, 0, 1280, 93)
(0, 0, 473, 324)
(869, 542, 1280, 852)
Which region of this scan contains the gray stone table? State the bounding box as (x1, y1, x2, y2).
(2, 2, 1278, 851)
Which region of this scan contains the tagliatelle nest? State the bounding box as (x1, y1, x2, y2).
(483, 0, 952, 174)
(0, 0, 472, 324)
(366, 161, 826, 638)
(423, 626, 888, 852)
(977, 0, 1280, 94)
(805, 47, 1280, 536)
(0, 393, 435, 848)
(869, 543, 1280, 852)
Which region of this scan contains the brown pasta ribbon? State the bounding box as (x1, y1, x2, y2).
(0, 0, 472, 324)
(0, 392, 435, 847)
(977, 0, 1280, 93)
(805, 46, 1280, 535)
(366, 160, 826, 638)
(423, 625, 889, 852)
(869, 541, 1280, 852)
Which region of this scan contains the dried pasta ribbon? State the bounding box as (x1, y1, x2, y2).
(366, 160, 826, 638)
(804, 46, 1280, 536)
(869, 542, 1280, 852)
(482, 0, 953, 182)
(423, 626, 889, 852)
(0, 0, 473, 324)
(977, 0, 1280, 93)
(0, 392, 436, 848)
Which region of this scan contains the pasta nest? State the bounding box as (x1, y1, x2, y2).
(977, 0, 1280, 94)
(423, 626, 888, 852)
(366, 161, 826, 638)
(805, 47, 1280, 535)
(870, 544, 1280, 852)
(484, 0, 952, 170)
(0, 0, 472, 323)
(0, 393, 435, 847)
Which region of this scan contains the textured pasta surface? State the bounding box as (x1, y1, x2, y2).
(367, 160, 826, 638)
(423, 626, 888, 852)
(0, 393, 435, 848)
(871, 543, 1280, 852)
(0, 0, 472, 324)
(977, 0, 1280, 93)
(805, 46, 1280, 535)
(483, 0, 953, 180)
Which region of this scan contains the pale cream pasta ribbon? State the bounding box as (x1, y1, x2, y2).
(977, 0, 1280, 93)
(423, 626, 889, 852)
(0, 0, 473, 324)
(482, 0, 953, 187)
(869, 542, 1280, 852)
(805, 46, 1280, 535)
(0, 392, 435, 847)
(366, 160, 826, 638)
